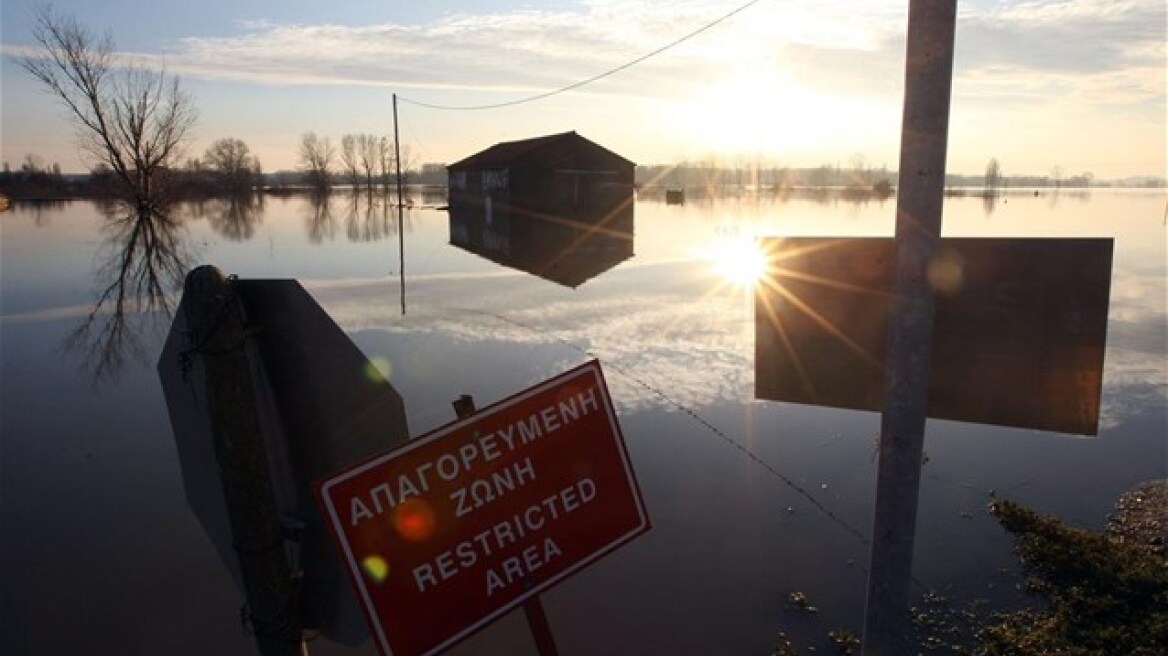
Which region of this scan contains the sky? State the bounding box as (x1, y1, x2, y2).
(1, 0, 1164, 179)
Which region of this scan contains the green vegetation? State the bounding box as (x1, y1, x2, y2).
(768, 485, 1167, 655)
(978, 495, 1167, 655)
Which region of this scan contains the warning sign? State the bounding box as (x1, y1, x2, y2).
(317, 360, 649, 656)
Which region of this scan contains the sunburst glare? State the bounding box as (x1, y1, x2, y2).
(706, 234, 769, 289)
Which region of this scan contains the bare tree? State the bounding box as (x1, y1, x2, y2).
(203, 137, 261, 193)
(377, 136, 393, 189)
(18, 6, 197, 206)
(339, 134, 360, 186)
(985, 157, 1002, 196)
(372, 135, 416, 190)
(849, 152, 870, 186)
(397, 143, 415, 185)
(356, 134, 379, 189)
(299, 132, 334, 191)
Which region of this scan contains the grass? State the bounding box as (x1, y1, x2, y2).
(976, 497, 1168, 655)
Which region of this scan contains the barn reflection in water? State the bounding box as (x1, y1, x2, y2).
(448, 200, 634, 288)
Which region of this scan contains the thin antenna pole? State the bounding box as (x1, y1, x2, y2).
(393, 93, 406, 316)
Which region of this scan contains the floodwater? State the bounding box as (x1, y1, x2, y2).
(1, 188, 1165, 655)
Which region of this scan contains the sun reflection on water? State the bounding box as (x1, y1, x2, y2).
(706, 234, 770, 289)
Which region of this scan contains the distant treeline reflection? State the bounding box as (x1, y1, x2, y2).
(635, 184, 894, 206)
(6, 158, 1142, 205)
(171, 188, 433, 244)
(55, 189, 429, 384)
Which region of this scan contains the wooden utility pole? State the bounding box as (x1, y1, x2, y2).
(182, 266, 306, 656)
(862, 2, 957, 655)
(393, 93, 406, 315)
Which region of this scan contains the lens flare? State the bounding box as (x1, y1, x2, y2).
(364, 357, 392, 382)
(393, 498, 437, 542)
(928, 249, 965, 295)
(361, 555, 389, 583)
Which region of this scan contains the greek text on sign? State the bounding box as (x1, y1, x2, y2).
(317, 361, 650, 656)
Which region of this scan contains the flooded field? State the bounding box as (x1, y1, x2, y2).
(1, 188, 1165, 654)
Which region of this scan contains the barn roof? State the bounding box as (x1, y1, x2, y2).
(447, 131, 634, 171)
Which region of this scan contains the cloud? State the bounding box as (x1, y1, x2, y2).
(299, 242, 1166, 428)
(13, 0, 1158, 109)
(301, 260, 756, 412)
(133, 0, 1159, 114)
(124, 1, 911, 102)
(955, 0, 1165, 105)
(5, 0, 1160, 173)
(168, 5, 699, 93)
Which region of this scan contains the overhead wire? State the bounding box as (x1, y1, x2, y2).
(396, 0, 769, 111)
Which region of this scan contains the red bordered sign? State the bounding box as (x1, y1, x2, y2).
(317, 360, 650, 656)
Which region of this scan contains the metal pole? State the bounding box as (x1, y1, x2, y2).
(393, 93, 406, 316)
(451, 396, 561, 656)
(183, 265, 305, 656)
(862, 3, 956, 655)
(522, 600, 560, 656)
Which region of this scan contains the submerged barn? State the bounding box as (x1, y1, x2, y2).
(447, 131, 636, 287)
(447, 131, 635, 225)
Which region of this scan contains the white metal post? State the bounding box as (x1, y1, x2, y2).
(862, 2, 957, 654)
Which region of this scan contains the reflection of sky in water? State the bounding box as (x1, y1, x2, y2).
(407, 193, 1156, 431)
(309, 264, 757, 414)
(1, 190, 1165, 654)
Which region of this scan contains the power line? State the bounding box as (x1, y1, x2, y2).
(397, 0, 768, 111)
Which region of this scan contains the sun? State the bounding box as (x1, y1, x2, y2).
(706, 234, 769, 288)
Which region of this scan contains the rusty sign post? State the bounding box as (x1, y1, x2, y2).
(393, 92, 406, 316)
(862, 2, 957, 655)
(451, 395, 560, 656)
(160, 267, 414, 654)
(166, 266, 305, 656)
(316, 361, 649, 656)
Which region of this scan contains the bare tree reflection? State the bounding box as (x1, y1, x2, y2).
(342, 189, 402, 242)
(637, 185, 894, 207)
(25, 199, 68, 226)
(302, 189, 413, 244)
(982, 192, 999, 215)
(65, 201, 193, 382)
(304, 191, 337, 244)
(204, 193, 265, 241)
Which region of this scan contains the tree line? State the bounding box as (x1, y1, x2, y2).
(296, 131, 416, 192)
(6, 6, 420, 204)
(2, 138, 264, 200)
(7, 7, 1129, 206)
(1, 132, 429, 200)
